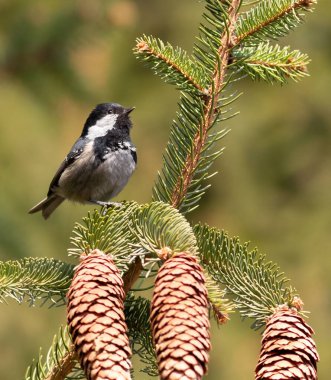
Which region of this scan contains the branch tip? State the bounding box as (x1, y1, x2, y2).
(136, 40, 149, 52)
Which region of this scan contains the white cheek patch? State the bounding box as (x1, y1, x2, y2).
(87, 114, 118, 139)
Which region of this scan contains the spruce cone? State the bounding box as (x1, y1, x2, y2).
(67, 249, 132, 380)
(255, 306, 319, 380)
(150, 252, 211, 380)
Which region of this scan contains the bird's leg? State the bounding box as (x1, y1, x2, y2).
(88, 199, 122, 208)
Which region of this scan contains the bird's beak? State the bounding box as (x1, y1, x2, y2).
(124, 107, 135, 115)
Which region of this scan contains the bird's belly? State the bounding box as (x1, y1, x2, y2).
(89, 150, 136, 201)
(58, 148, 135, 203)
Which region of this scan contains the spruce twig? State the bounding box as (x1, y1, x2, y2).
(45, 351, 79, 380)
(232, 42, 310, 83)
(234, 0, 316, 45)
(25, 326, 81, 380)
(194, 224, 301, 329)
(0, 258, 73, 306)
(169, 0, 241, 210)
(135, 36, 207, 93)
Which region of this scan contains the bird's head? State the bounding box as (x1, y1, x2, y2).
(82, 103, 134, 139)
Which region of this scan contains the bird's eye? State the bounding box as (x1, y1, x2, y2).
(107, 109, 113, 114)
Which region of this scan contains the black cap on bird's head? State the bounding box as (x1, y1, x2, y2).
(81, 103, 135, 138)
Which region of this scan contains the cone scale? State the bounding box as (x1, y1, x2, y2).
(67, 249, 132, 380)
(150, 252, 211, 380)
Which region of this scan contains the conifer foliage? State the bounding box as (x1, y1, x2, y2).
(0, 1, 319, 379)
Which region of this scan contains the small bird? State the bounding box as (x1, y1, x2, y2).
(29, 103, 137, 219)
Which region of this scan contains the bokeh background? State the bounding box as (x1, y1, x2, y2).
(0, 1, 330, 379)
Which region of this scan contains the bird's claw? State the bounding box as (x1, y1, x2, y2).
(100, 202, 123, 216)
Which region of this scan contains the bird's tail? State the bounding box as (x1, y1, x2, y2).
(29, 194, 65, 219)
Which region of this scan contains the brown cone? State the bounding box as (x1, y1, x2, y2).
(150, 252, 211, 380)
(67, 249, 132, 380)
(255, 306, 319, 380)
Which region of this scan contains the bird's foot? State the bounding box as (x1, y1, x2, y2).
(88, 200, 122, 215)
(89, 199, 122, 207)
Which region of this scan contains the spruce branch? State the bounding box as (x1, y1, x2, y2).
(234, 0, 317, 45)
(135, 36, 208, 93)
(25, 325, 82, 380)
(136, 0, 316, 215)
(168, 0, 241, 211)
(69, 201, 140, 273)
(204, 272, 233, 324)
(232, 42, 310, 83)
(194, 224, 301, 329)
(69, 201, 197, 276)
(151, 92, 230, 214)
(138, 0, 241, 214)
(0, 258, 73, 306)
(131, 201, 197, 258)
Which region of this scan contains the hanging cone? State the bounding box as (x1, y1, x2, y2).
(67, 249, 132, 380)
(150, 252, 211, 380)
(255, 306, 319, 380)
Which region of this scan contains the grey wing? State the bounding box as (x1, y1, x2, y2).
(47, 138, 85, 196)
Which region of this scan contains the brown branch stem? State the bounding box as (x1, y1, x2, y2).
(170, 0, 241, 209)
(123, 257, 143, 294)
(46, 349, 77, 380)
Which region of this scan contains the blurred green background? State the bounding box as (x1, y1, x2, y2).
(0, 1, 329, 379)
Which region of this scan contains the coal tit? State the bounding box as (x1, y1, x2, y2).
(29, 103, 137, 219)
